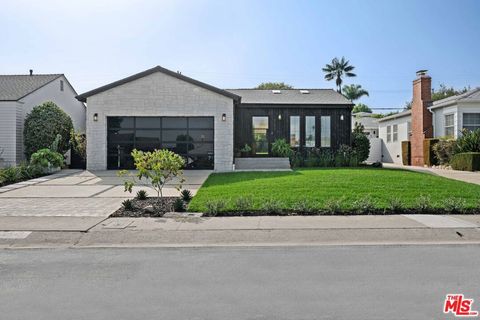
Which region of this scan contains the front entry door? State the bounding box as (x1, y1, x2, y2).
(252, 116, 269, 155)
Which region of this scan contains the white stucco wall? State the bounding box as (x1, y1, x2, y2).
(85, 71, 235, 171)
(378, 115, 411, 164)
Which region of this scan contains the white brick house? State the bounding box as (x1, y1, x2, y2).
(77, 66, 353, 171)
(0, 72, 86, 167)
(77, 66, 239, 171)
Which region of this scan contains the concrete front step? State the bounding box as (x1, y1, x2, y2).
(235, 157, 291, 170)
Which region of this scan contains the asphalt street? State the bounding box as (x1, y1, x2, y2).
(1, 245, 479, 320)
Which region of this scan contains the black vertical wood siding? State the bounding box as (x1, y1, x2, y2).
(234, 104, 352, 154)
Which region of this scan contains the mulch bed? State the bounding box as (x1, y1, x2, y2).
(111, 197, 178, 217)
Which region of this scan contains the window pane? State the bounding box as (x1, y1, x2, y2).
(162, 117, 187, 129)
(108, 117, 134, 129)
(136, 117, 160, 128)
(393, 124, 398, 142)
(189, 117, 214, 129)
(386, 125, 391, 142)
(305, 116, 315, 147)
(445, 127, 455, 137)
(189, 129, 214, 142)
(189, 143, 214, 155)
(445, 114, 454, 127)
(134, 142, 161, 152)
(320, 116, 331, 147)
(463, 113, 480, 130)
(108, 130, 134, 142)
(290, 116, 300, 147)
(252, 116, 269, 154)
(135, 130, 160, 143)
(162, 130, 190, 142)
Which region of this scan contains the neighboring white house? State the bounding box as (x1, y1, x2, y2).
(351, 112, 380, 138)
(378, 87, 480, 164)
(429, 88, 480, 138)
(0, 72, 86, 167)
(378, 110, 411, 164)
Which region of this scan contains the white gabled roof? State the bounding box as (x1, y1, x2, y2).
(430, 87, 480, 110)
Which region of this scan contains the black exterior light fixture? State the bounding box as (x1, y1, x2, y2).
(222, 113, 226, 121)
(93, 113, 98, 121)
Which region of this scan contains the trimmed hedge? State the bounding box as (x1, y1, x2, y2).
(401, 141, 411, 165)
(423, 138, 439, 166)
(450, 152, 480, 171)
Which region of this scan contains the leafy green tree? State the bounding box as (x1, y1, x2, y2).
(352, 103, 372, 114)
(343, 84, 369, 101)
(351, 130, 370, 163)
(255, 82, 294, 90)
(24, 101, 73, 159)
(322, 57, 356, 93)
(432, 84, 469, 101)
(119, 149, 185, 203)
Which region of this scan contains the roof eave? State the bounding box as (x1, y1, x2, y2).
(76, 66, 240, 103)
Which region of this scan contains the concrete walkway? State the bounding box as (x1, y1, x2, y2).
(383, 163, 480, 185)
(0, 169, 211, 231)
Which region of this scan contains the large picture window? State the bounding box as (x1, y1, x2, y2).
(445, 114, 455, 137)
(107, 116, 214, 169)
(305, 116, 315, 147)
(463, 113, 480, 132)
(320, 116, 331, 147)
(290, 116, 300, 147)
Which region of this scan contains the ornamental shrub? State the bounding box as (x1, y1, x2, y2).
(351, 132, 370, 163)
(432, 139, 457, 165)
(271, 139, 293, 158)
(30, 148, 64, 169)
(24, 101, 73, 158)
(456, 129, 480, 153)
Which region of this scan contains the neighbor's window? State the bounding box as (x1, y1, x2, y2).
(407, 121, 412, 140)
(320, 116, 331, 147)
(393, 124, 398, 142)
(60, 80, 64, 91)
(305, 116, 315, 147)
(290, 116, 300, 147)
(463, 113, 480, 132)
(386, 125, 391, 142)
(445, 114, 455, 137)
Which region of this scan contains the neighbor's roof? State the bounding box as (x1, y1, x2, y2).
(429, 87, 480, 110)
(0, 74, 63, 101)
(76, 66, 240, 102)
(225, 89, 353, 105)
(377, 110, 412, 122)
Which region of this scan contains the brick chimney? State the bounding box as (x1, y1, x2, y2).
(411, 70, 433, 166)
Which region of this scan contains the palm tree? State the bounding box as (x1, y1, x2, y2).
(322, 57, 356, 93)
(342, 84, 369, 101)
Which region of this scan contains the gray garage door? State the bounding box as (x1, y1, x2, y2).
(107, 116, 214, 169)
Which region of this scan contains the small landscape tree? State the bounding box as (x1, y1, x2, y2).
(351, 123, 370, 163)
(119, 149, 186, 204)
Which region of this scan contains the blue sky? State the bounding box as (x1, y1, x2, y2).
(1, 0, 479, 112)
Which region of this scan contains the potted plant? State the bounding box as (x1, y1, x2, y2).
(240, 144, 252, 157)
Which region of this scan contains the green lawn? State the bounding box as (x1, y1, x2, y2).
(188, 168, 480, 213)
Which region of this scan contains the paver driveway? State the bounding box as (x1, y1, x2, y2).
(0, 170, 211, 217)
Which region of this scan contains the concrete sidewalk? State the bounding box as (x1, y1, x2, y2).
(383, 163, 480, 185)
(0, 214, 479, 249)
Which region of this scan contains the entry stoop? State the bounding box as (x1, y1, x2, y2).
(234, 158, 291, 171)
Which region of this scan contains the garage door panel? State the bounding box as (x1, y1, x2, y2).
(107, 116, 214, 169)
